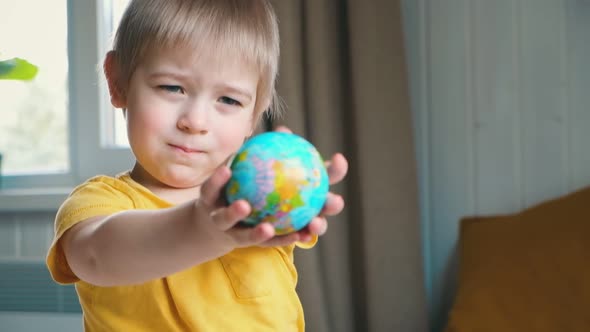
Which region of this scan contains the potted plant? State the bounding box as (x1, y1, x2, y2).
(0, 56, 38, 187)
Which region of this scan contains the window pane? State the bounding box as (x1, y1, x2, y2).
(112, 0, 131, 29)
(105, 0, 131, 147)
(0, 0, 69, 175)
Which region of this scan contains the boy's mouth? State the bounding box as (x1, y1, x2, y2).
(169, 144, 204, 154)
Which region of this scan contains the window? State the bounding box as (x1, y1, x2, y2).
(0, 1, 69, 176)
(0, 0, 133, 208)
(104, 0, 132, 148)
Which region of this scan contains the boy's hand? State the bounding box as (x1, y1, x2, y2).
(195, 126, 348, 250)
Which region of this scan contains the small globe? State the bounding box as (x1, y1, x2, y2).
(225, 132, 329, 235)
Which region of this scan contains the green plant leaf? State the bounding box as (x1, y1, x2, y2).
(0, 58, 38, 80)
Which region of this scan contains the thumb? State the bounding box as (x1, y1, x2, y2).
(200, 165, 231, 207)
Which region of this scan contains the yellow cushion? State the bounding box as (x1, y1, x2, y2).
(445, 187, 590, 332)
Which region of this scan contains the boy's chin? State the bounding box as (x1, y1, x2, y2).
(163, 173, 209, 189)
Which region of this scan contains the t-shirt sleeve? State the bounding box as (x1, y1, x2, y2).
(46, 178, 134, 284)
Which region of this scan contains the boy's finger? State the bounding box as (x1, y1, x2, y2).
(321, 192, 345, 216)
(210, 200, 251, 231)
(273, 125, 292, 134)
(200, 166, 231, 207)
(306, 217, 328, 236)
(229, 222, 276, 245)
(325, 153, 348, 185)
(258, 231, 303, 247)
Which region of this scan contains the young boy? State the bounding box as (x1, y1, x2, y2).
(46, 0, 347, 331)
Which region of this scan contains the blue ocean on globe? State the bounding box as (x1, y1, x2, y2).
(225, 132, 329, 235)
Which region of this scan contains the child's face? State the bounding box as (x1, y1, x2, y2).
(118, 46, 259, 190)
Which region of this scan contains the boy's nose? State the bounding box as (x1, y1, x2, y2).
(177, 104, 209, 135)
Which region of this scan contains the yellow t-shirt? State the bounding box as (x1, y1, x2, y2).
(46, 173, 317, 331)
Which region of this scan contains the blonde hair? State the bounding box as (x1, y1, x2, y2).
(112, 0, 281, 119)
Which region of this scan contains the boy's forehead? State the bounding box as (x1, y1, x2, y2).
(141, 44, 258, 71)
(143, 44, 256, 66)
(136, 45, 260, 92)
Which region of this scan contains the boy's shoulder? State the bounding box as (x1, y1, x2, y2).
(60, 173, 138, 213)
(66, 172, 170, 209)
(67, 173, 133, 199)
(78, 172, 132, 191)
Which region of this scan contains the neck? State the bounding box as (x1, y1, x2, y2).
(152, 186, 201, 205)
(129, 164, 202, 205)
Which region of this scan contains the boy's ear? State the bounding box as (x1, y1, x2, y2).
(103, 51, 126, 109)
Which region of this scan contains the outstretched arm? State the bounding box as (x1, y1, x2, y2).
(61, 166, 275, 287)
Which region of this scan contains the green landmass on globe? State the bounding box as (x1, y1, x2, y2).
(225, 132, 329, 235)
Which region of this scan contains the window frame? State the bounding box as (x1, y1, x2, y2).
(0, 0, 133, 211)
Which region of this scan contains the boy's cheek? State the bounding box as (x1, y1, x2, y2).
(217, 124, 252, 151)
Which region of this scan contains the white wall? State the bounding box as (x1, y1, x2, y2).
(0, 212, 83, 330)
(0, 312, 82, 332)
(0, 212, 53, 259)
(403, 0, 590, 330)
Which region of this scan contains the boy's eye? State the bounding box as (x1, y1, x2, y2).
(219, 96, 242, 106)
(158, 85, 184, 94)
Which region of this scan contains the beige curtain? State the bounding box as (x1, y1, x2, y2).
(270, 1, 429, 331)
